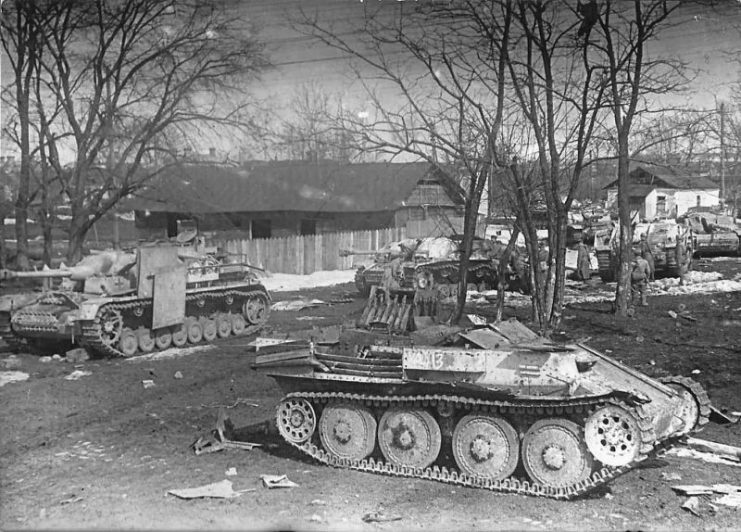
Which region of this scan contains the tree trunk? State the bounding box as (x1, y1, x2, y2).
(67, 214, 89, 263)
(548, 214, 568, 330)
(452, 197, 479, 324)
(614, 140, 632, 315)
(495, 227, 520, 322)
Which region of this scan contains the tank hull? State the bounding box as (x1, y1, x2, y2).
(254, 340, 711, 499)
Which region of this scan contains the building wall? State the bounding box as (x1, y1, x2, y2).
(606, 188, 720, 219)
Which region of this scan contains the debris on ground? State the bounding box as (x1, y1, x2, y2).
(661, 472, 682, 482)
(225, 467, 237, 477)
(123, 344, 216, 363)
(467, 314, 487, 326)
(141, 379, 155, 389)
(0, 370, 29, 387)
(192, 408, 261, 455)
(52, 354, 63, 361)
(684, 437, 741, 462)
(362, 511, 402, 523)
(715, 492, 741, 508)
(65, 348, 90, 363)
(295, 316, 325, 321)
(681, 497, 701, 517)
(167, 479, 253, 499)
(246, 337, 308, 354)
(260, 474, 299, 489)
(174, 371, 183, 380)
(665, 447, 741, 467)
(270, 299, 327, 312)
(64, 370, 92, 381)
(40, 356, 52, 363)
(673, 484, 741, 496)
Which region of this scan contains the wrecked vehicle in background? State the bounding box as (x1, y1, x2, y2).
(345, 236, 500, 298)
(680, 213, 741, 257)
(594, 220, 692, 282)
(253, 319, 713, 499)
(0, 241, 270, 357)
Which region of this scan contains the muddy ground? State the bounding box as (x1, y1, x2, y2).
(1, 259, 740, 531)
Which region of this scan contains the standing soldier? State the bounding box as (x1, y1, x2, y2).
(630, 248, 650, 307)
(576, 239, 591, 282)
(639, 233, 655, 281)
(675, 236, 689, 286)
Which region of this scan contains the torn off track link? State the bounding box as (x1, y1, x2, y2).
(275, 391, 668, 500)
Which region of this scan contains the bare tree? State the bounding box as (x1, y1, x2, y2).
(1, 0, 265, 263)
(590, 0, 686, 316)
(299, 0, 513, 323)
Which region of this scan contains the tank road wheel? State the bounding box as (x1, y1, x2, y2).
(521, 418, 593, 488)
(452, 414, 519, 481)
(200, 318, 217, 342)
(185, 318, 203, 344)
(659, 376, 711, 435)
(216, 315, 232, 338)
(137, 328, 155, 353)
(154, 328, 172, 350)
(118, 328, 139, 357)
(378, 408, 441, 469)
(171, 324, 188, 347)
(319, 403, 377, 461)
(244, 294, 270, 326)
(230, 314, 246, 335)
(276, 398, 316, 444)
(584, 403, 645, 467)
(97, 307, 124, 348)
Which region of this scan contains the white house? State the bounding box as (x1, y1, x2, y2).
(604, 165, 720, 220)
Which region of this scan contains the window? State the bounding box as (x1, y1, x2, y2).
(656, 195, 666, 215)
(696, 195, 701, 206)
(300, 219, 316, 236)
(251, 219, 271, 239)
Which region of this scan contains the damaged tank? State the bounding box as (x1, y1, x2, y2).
(253, 321, 711, 499)
(680, 212, 741, 257)
(345, 237, 500, 298)
(593, 220, 692, 282)
(0, 242, 270, 357)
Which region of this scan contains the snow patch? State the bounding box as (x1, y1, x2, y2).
(0, 371, 29, 387)
(123, 344, 216, 363)
(260, 270, 356, 292)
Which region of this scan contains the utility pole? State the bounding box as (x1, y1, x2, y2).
(719, 101, 726, 207)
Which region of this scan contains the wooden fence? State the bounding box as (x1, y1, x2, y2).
(214, 227, 406, 275)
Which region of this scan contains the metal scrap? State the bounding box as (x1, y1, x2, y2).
(260, 474, 298, 489)
(192, 408, 262, 455)
(167, 479, 253, 499)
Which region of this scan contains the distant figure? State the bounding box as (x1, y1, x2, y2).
(674, 238, 690, 286)
(577, 0, 599, 38)
(638, 233, 655, 281)
(537, 240, 549, 275)
(630, 249, 650, 307)
(576, 240, 591, 282)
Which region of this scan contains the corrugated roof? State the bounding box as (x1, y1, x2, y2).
(127, 161, 463, 214)
(603, 165, 719, 190)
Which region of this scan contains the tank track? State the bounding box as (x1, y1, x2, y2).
(659, 375, 712, 430)
(278, 391, 659, 500)
(80, 286, 269, 358)
(0, 312, 24, 352)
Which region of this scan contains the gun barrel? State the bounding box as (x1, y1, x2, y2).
(339, 249, 382, 257)
(0, 268, 73, 280)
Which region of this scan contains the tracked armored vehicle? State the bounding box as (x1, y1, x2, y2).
(681, 213, 741, 257)
(0, 243, 270, 357)
(347, 237, 500, 298)
(254, 323, 711, 499)
(594, 220, 692, 282)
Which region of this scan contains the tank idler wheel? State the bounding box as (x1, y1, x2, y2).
(216, 315, 232, 338)
(200, 318, 217, 342)
(659, 376, 710, 435)
(521, 418, 593, 488)
(584, 404, 643, 467)
(319, 403, 377, 460)
(276, 398, 316, 444)
(118, 328, 139, 357)
(378, 408, 441, 469)
(452, 414, 519, 481)
(171, 324, 188, 347)
(185, 317, 203, 344)
(230, 314, 246, 335)
(137, 328, 155, 353)
(98, 307, 124, 347)
(154, 328, 172, 350)
(244, 295, 270, 325)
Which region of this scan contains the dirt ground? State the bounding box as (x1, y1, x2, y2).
(1, 259, 740, 531)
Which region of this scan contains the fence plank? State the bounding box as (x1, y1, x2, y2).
(211, 227, 411, 275)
